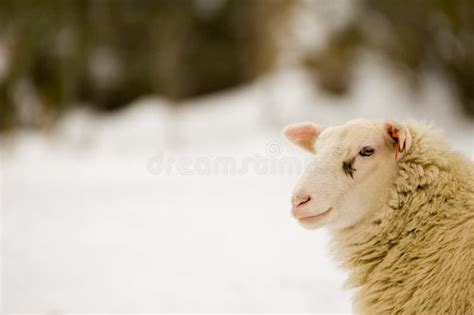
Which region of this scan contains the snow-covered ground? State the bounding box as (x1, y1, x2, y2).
(2, 57, 473, 313)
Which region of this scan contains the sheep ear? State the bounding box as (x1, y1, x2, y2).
(282, 122, 324, 154)
(384, 121, 412, 160)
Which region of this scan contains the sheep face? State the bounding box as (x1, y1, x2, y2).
(283, 119, 411, 230)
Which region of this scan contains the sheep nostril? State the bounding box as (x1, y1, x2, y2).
(298, 196, 311, 207)
(292, 195, 311, 208)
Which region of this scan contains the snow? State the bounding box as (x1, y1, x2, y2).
(1, 56, 473, 313)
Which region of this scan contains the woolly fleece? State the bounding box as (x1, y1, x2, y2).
(331, 122, 474, 314)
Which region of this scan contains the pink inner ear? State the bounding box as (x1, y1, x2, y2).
(384, 121, 412, 159)
(283, 123, 323, 153)
(286, 127, 317, 139)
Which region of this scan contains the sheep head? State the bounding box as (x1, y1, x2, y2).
(282, 119, 412, 230)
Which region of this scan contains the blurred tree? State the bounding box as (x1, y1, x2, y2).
(305, 0, 474, 116)
(0, 0, 295, 131)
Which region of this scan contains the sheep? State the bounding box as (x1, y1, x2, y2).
(282, 119, 474, 315)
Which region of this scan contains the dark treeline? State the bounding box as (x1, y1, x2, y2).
(305, 0, 474, 116)
(0, 0, 294, 130)
(0, 0, 473, 131)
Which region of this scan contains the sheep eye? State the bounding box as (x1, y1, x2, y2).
(359, 146, 375, 157)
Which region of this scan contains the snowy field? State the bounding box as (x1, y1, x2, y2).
(2, 57, 473, 313)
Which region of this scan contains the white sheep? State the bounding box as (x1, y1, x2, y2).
(282, 119, 473, 314)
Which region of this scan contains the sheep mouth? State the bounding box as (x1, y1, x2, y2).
(297, 207, 333, 224)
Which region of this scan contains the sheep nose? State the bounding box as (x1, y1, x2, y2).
(292, 193, 312, 212)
